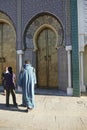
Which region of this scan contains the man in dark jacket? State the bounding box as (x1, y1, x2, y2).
(4, 67, 17, 107)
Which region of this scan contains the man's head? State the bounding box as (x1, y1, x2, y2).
(25, 60, 30, 64)
(8, 66, 13, 74)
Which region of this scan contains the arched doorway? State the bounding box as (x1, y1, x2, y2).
(23, 13, 67, 91)
(0, 14, 16, 85)
(36, 28, 58, 88)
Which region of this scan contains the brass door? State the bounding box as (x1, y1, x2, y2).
(0, 23, 16, 84)
(37, 28, 58, 88)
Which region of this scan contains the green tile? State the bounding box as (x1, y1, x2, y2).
(70, 0, 80, 96)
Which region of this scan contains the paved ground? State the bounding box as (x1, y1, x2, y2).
(0, 87, 87, 130)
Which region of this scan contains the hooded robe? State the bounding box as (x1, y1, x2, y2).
(18, 64, 36, 108)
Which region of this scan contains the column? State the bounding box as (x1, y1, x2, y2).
(17, 0, 22, 50)
(66, 46, 73, 96)
(17, 50, 24, 72)
(16, 0, 22, 77)
(80, 52, 86, 92)
(16, 50, 23, 92)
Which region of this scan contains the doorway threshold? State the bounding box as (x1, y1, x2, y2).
(35, 88, 67, 96)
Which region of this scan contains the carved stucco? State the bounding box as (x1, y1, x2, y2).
(24, 14, 63, 51)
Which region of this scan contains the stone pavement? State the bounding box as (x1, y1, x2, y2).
(0, 87, 87, 130)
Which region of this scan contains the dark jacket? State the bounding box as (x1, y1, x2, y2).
(4, 73, 15, 90)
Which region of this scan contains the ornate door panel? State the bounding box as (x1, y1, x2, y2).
(37, 28, 58, 88)
(0, 23, 16, 85)
(37, 29, 47, 87)
(48, 29, 58, 87)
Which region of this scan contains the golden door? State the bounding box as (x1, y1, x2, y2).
(0, 23, 16, 84)
(37, 28, 58, 88)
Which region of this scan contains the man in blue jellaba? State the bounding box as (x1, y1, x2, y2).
(18, 60, 37, 112)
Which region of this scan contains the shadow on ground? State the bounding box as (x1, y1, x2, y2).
(0, 102, 27, 113)
(0, 103, 29, 113)
(0, 92, 27, 113)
